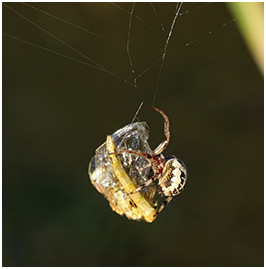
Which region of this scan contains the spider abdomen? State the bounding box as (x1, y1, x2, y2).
(159, 158, 187, 197)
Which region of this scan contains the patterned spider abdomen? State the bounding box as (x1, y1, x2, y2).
(159, 157, 187, 197)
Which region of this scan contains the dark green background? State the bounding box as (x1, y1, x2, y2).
(3, 2, 263, 266)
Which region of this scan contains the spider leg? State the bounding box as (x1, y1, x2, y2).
(126, 172, 159, 195)
(155, 196, 173, 216)
(138, 163, 151, 172)
(115, 150, 152, 161)
(153, 107, 170, 155)
(115, 150, 158, 195)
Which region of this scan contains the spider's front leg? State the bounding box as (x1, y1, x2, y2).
(153, 107, 170, 155)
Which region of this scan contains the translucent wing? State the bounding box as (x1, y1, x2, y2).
(89, 122, 158, 221)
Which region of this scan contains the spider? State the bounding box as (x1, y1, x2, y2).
(89, 107, 187, 222)
(113, 107, 187, 216)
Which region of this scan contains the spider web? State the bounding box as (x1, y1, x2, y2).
(3, 2, 236, 112)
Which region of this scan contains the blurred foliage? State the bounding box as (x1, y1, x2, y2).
(228, 2, 264, 74)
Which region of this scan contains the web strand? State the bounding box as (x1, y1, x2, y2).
(179, 2, 210, 16)
(3, 33, 105, 72)
(185, 18, 236, 47)
(150, 3, 165, 32)
(3, 3, 106, 71)
(131, 101, 144, 123)
(134, 57, 161, 86)
(126, 2, 136, 86)
(110, 2, 159, 36)
(3, 33, 133, 87)
(3, 3, 133, 86)
(21, 2, 100, 38)
(117, 101, 144, 150)
(152, 2, 183, 106)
